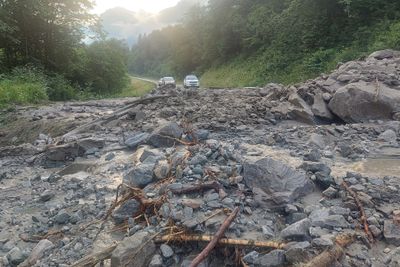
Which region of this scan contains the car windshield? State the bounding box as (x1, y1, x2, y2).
(164, 77, 174, 81)
(186, 75, 198, 81)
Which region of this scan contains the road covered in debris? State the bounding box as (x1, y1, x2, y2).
(1, 50, 400, 267)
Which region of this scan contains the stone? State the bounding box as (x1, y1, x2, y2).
(368, 49, 400, 60)
(322, 187, 338, 198)
(303, 148, 322, 162)
(147, 122, 183, 148)
(111, 231, 156, 267)
(149, 254, 163, 267)
(39, 190, 54, 202)
(19, 239, 54, 266)
(243, 251, 259, 264)
(112, 199, 141, 224)
(123, 163, 155, 188)
(312, 93, 334, 120)
(329, 81, 400, 123)
(378, 129, 397, 143)
(262, 226, 275, 238)
(153, 160, 171, 180)
(160, 244, 174, 258)
(285, 241, 311, 264)
(312, 237, 334, 247)
(384, 220, 400, 246)
(125, 133, 150, 149)
(6, 247, 25, 266)
(281, 218, 311, 241)
(243, 157, 314, 208)
(254, 249, 285, 267)
(322, 215, 350, 229)
(307, 133, 326, 149)
(54, 210, 71, 225)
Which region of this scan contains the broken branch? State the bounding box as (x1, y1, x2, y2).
(155, 234, 286, 249)
(341, 181, 374, 242)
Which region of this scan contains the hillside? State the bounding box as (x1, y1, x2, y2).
(129, 0, 400, 86)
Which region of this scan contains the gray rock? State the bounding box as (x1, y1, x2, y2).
(378, 129, 397, 143)
(312, 94, 334, 120)
(329, 81, 400, 123)
(322, 187, 338, 198)
(54, 210, 71, 225)
(112, 199, 141, 224)
(39, 190, 54, 202)
(254, 249, 285, 267)
(125, 133, 149, 149)
(285, 241, 311, 264)
(243, 251, 259, 264)
(111, 231, 156, 267)
(148, 122, 183, 148)
(149, 254, 163, 267)
(160, 244, 174, 258)
(153, 160, 171, 180)
(281, 218, 311, 241)
(368, 49, 400, 60)
(303, 148, 321, 162)
(322, 215, 350, 229)
(6, 247, 25, 265)
(244, 157, 314, 208)
(384, 220, 400, 246)
(262, 226, 275, 238)
(123, 163, 155, 188)
(307, 133, 326, 149)
(312, 237, 334, 247)
(19, 239, 54, 266)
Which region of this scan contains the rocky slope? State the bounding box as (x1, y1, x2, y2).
(0, 50, 399, 267)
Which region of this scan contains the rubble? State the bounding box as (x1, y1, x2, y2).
(0, 50, 400, 266)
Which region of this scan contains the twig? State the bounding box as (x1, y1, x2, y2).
(155, 234, 286, 249)
(341, 181, 374, 242)
(190, 207, 239, 267)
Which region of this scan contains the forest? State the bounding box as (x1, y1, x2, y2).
(129, 0, 400, 87)
(0, 0, 130, 105)
(2, 0, 400, 106)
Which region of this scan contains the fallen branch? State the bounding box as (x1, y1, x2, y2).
(170, 181, 223, 195)
(189, 207, 240, 267)
(62, 95, 171, 138)
(70, 244, 118, 267)
(155, 234, 286, 249)
(341, 181, 374, 242)
(301, 233, 354, 267)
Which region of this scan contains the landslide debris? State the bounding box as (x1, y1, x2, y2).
(0, 50, 399, 267)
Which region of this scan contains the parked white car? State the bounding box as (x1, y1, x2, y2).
(183, 75, 200, 89)
(158, 77, 176, 88)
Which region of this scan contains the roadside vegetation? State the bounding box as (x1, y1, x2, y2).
(0, 0, 130, 107)
(129, 0, 400, 87)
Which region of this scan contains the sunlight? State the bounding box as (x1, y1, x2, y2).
(94, 0, 180, 14)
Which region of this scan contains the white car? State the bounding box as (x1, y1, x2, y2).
(183, 75, 200, 89)
(158, 77, 176, 88)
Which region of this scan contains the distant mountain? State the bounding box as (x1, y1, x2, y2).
(100, 0, 207, 46)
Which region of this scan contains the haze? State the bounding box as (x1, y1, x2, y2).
(94, 0, 180, 14)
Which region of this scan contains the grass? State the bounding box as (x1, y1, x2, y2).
(114, 77, 155, 97)
(0, 78, 48, 108)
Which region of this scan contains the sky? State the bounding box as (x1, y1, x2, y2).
(93, 0, 180, 14)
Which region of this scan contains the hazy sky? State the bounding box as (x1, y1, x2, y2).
(94, 0, 180, 14)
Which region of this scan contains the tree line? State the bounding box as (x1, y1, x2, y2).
(129, 0, 400, 85)
(0, 0, 129, 103)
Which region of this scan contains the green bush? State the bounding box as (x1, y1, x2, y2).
(46, 74, 77, 101)
(0, 66, 48, 107)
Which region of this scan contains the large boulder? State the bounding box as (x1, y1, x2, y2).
(311, 93, 334, 121)
(147, 122, 184, 148)
(243, 157, 314, 208)
(329, 81, 400, 122)
(111, 231, 156, 267)
(123, 163, 155, 188)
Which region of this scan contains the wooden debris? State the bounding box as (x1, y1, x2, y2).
(71, 244, 118, 267)
(341, 181, 374, 242)
(170, 181, 223, 195)
(189, 207, 240, 267)
(302, 233, 354, 267)
(62, 95, 171, 138)
(155, 234, 286, 249)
